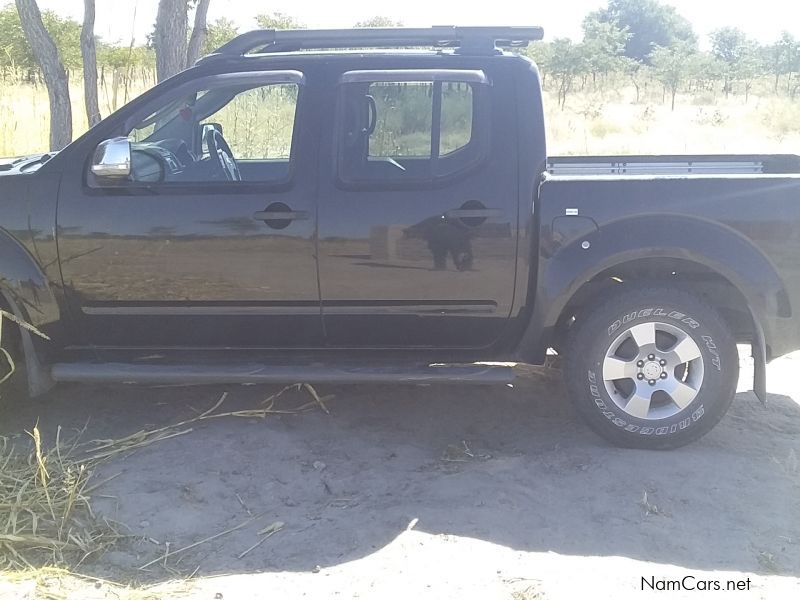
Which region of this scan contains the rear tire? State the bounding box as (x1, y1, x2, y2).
(564, 285, 738, 449)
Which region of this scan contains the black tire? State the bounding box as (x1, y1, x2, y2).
(0, 314, 28, 402)
(564, 285, 738, 450)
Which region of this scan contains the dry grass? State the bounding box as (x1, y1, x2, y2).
(545, 88, 800, 156)
(2, 72, 800, 157)
(0, 566, 191, 599)
(0, 385, 330, 571)
(0, 76, 151, 156)
(0, 424, 119, 570)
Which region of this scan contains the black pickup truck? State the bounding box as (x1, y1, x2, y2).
(2, 26, 800, 449)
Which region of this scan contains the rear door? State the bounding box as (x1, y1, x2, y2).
(317, 65, 519, 348)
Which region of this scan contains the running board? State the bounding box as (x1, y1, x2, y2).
(50, 362, 515, 385)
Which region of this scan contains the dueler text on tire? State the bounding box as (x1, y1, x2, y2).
(564, 285, 739, 449)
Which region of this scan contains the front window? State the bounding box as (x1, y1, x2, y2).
(120, 75, 301, 185)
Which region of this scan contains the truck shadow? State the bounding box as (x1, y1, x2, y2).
(1, 367, 798, 582)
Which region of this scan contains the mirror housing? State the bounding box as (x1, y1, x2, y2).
(91, 137, 131, 179)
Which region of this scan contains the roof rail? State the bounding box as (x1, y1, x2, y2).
(204, 26, 544, 60)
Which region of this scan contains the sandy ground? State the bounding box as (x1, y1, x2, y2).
(0, 353, 799, 599)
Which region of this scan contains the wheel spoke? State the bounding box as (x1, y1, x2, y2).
(665, 336, 702, 365)
(603, 318, 707, 422)
(603, 357, 637, 381)
(624, 388, 653, 419)
(665, 380, 699, 409)
(629, 322, 656, 350)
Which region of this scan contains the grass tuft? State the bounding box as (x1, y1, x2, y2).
(0, 385, 331, 571)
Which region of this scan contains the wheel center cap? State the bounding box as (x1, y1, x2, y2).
(642, 361, 662, 379)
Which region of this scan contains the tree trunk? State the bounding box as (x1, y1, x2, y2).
(111, 68, 120, 110)
(81, 0, 100, 126)
(154, 0, 189, 82)
(15, 0, 72, 150)
(186, 0, 211, 67)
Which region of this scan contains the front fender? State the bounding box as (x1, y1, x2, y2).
(0, 230, 60, 396)
(0, 229, 61, 330)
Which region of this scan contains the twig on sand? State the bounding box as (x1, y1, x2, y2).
(139, 515, 262, 570)
(236, 521, 284, 560)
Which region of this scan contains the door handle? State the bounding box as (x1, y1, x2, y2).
(445, 209, 502, 219)
(254, 202, 310, 230)
(253, 210, 309, 221)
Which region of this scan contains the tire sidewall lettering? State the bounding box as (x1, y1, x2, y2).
(589, 303, 717, 435)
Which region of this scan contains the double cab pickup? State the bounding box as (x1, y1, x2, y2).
(2, 26, 800, 448)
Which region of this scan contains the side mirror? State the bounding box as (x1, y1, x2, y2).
(91, 137, 131, 179)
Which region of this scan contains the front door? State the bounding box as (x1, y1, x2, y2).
(317, 66, 519, 348)
(57, 70, 323, 349)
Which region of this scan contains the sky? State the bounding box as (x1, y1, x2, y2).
(35, 0, 800, 48)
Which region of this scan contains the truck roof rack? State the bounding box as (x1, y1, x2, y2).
(205, 26, 544, 59)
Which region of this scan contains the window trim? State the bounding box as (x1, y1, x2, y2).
(122, 70, 305, 134)
(334, 69, 491, 190)
(339, 69, 489, 85)
(87, 70, 305, 192)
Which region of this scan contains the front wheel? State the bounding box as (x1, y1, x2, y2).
(564, 285, 739, 449)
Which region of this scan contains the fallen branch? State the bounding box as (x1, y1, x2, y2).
(138, 514, 262, 570)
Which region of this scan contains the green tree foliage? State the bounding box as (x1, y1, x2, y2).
(255, 12, 304, 30)
(589, 0, 696, 63)
(650, 41, 697, 110)
(711, 27, 762, 99)
(0, 4, 81, 70)
(547, 38, 589, 109)
(581, 15, 629, 82)
(354, 17, 403, 28)
(621, 57, 650, 103)
(766, 32, 799, 95)
(524, 0, 800, 109)
(202, 17, 238, 54)
(2, 0, 799, 129)
(524, 41, 553, 87)
(96, 44, 154, 71)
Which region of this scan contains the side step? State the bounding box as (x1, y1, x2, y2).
(50, 362, 515, 385)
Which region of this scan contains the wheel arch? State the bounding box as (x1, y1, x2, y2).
(0, 229, 61, 330)
(516, 215, 787, 372)
(0, 230, 59, 396)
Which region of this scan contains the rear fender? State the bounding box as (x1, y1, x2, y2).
(517, 215, 788, 366)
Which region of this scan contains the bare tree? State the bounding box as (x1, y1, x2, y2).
(81, 0, 100, 126)
(15, 0, 72, 150)
(186, 0, 211, 67)
(154, 0, 189, 82)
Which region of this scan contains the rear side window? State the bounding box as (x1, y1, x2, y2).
(337, 71, 488, 185)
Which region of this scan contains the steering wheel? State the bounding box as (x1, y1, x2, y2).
(204, 128, 241, 181)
